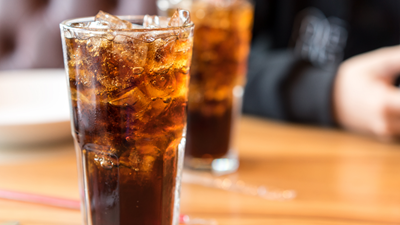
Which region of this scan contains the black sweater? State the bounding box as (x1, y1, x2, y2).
(243, 0, 400, 126)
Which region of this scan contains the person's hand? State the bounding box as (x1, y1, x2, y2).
(333, 45, 400, 141)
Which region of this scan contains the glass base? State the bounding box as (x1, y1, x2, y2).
(184, 151, 239, 174)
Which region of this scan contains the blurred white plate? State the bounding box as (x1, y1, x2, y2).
(0, 69, 71, 146)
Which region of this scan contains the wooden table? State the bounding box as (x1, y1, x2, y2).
(1, 116, 400, 225)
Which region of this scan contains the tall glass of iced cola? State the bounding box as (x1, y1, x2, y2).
(159, 0, 253, 173)
(60, 10, 194, 225)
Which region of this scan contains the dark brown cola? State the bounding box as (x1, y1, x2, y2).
(186, 108, 232, 158)
(62, 11, 193, 225)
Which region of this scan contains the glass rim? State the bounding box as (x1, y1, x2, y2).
(59, 15, 194, 33)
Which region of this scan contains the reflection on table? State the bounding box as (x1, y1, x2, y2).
(0, 116, 400, 225)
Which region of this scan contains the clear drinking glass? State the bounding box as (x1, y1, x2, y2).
(60, 12, 194, 225)
(158, 0, 254, 173)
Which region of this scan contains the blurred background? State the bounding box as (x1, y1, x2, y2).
(1, 0, 400, 137)
(2, 0, 397, 71)
(0, 0, 157, 70)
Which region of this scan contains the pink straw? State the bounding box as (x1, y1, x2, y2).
(0, 189, 80, 210)
(0, 189, 216, 224)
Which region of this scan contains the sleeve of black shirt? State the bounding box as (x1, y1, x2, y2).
(242, 36, 338, 127)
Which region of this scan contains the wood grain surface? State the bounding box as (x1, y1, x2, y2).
(0, 116, 400, 225)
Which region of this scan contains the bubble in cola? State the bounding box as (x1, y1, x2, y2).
(62, 10, 193, 225)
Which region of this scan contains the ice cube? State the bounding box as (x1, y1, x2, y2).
(143, 15, 160, 28)
(136, 97, 171, 126)
(95, 10, 133, 29)
(157, 96, 187, 130)
(144, 71, 177, 98)
(108, 87, 151, 111)
(146, 37, 176, 75)
(108, 87, 152, 136)
(134, 135, 163, 155)
(168, 9, 191, 27)
(70, 88, 93, 105)
(95, 42, 147, 92)
(96, 154, 118, 169)
(67, 39, 100, 88)
(164, 138, 182, 160)
(112, 35, 148, 67)
(86, 21, 110, 29)
(121, 147, 156, 174)
(86, 37, 107, 53)
(172, 38, 193, 72)
(141, 155, 156, 172)
(64, 30, 74, 38)
(84, 143, 119, 167)
(113, 34, 127, 43)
